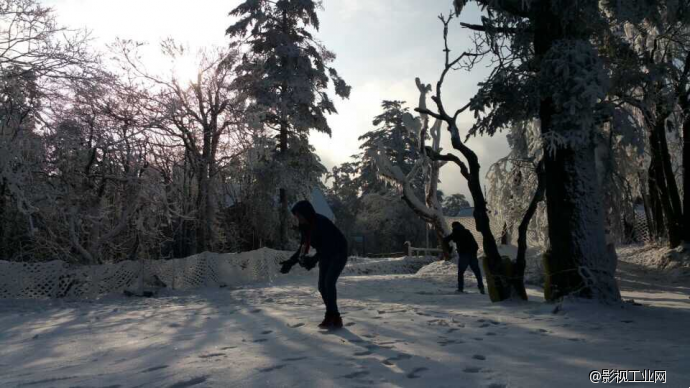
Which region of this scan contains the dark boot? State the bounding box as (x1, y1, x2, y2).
(330, 313, 343, 329)
(478, 285, 486, 295)
(318, 312, 333, 328)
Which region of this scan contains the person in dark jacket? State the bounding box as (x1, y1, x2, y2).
(280, 200, 349, 329)
(443, 222, 485, 294)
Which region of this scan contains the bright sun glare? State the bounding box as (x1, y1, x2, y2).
(170, 54, 200, 85)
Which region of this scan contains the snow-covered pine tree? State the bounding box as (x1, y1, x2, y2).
(356, 101, 422, 194)
(443, 194, 471, 217)
(227, 0, 351, 249)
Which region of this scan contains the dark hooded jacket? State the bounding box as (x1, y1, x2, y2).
(292, 200, 347, 257)
(444, 224, 479, 254)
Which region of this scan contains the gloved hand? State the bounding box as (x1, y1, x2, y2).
(279, 256, 299, 274)
(299, 255, 319, 271)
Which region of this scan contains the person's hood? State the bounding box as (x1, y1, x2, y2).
(291, 200, 317, 220)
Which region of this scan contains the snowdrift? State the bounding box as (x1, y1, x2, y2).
(617, 244, 690, 280)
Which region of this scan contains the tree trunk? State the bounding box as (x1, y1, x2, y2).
(683, 111, 690, 243)
(647, 170, 665, 240)
(514, 160, 546, 301)
(539, 102, 620, 301)
(465, 163, 515, 301)
(0, 179, 6, 260)
(533, 1, 620, 302)
(196, 157, 213, 253)
(279, 124, 289, 250)
(649, 120, 682, 247)
(278, 9, 290, 250)
(426, 155, 451, 259)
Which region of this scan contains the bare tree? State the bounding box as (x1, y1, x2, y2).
(115, 41, 247, 253)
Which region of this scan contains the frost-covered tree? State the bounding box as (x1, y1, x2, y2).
(451, 0, 622, 302)
(487, 121, 548, 246)
(227, 0, 351, 249)
(115, 41, 247, 254)
(357, 101, 421, 194)
(373, 79, 453, 259)
(609, 1, 690, 247)
(0, 0, 93, 261)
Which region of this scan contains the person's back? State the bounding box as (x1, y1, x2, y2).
(444, 222, 484, 294)
(451, 225, 479, 254)
(309, 213, 347, 255)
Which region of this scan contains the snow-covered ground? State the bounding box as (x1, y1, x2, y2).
(1, 246, 689, 388)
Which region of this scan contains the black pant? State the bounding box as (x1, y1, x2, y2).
(458, 251, 484, 291)
(318, 251, 348, 314)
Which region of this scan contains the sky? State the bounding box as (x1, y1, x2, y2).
(40, 0, 510, 204)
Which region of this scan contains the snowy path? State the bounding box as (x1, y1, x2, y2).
(1, 251, 689, 388)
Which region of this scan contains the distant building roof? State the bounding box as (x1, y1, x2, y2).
(454, 207, 474, 217)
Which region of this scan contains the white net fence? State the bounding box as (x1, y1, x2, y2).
(0, 248, 438, 300)
(0, 248, 295, 300)
(633, 206, 652, 244)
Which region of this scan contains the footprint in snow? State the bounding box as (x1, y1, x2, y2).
(382, 353, 413, 366)
(198, 353, 225, 359)
(485, 332, 497, 336)
(479, 323, 491, 328)
(143, 365, 169, 373)
(167, 375, 209, 388)
(168, 323, 182, 328)
(259, 364, 287, 373)
(463, 367, 482, 373)
(487, 384, 507, 388)
(406, 367, 429, 379)
(253, 339, 268, 343)
(472, 354, 486, 361)
(438, 339, 463, 346)
(288, 323, 305, 328)
(354, 350, 373, 356)
(261, 330, 273, 335)
(342, 370, 370, 379)
(282, 356, 308, 362)
(250, 309, 262, 313)
(345, 322, 356, 327)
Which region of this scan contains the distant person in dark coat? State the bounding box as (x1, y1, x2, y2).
(443, 222, 485, 294)
(279, 200, 349, 329)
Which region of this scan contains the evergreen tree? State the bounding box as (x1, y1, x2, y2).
(443, 193, 471, 216)
(227, 0, 350, 248)
(356, 100, 421, 194)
